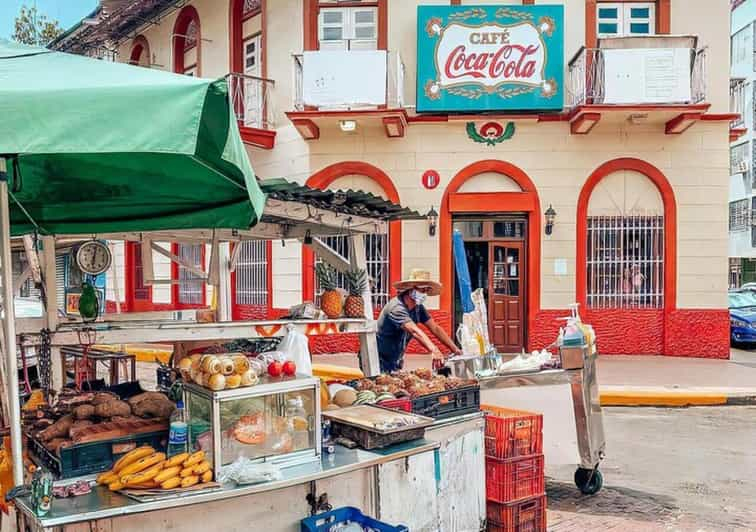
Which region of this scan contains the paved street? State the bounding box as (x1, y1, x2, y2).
(547, 406, 756, 531)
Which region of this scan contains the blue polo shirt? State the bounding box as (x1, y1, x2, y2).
(376, 296, 431, 372)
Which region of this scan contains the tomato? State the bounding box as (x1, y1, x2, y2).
(267, 361, 283, 377)
(282, 360, 297, 376)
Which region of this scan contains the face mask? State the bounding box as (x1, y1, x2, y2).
(410, 289, 427, 305)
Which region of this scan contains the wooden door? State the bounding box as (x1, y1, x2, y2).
(243, 34, 262, 127)
(489, 243, 525, 352)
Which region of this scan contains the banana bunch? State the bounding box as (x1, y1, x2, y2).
(96, 446, 213, 491)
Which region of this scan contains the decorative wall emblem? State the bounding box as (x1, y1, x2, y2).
(466, 121, 515, 146)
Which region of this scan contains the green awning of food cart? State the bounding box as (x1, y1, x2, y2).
(0, 39, 265, 236)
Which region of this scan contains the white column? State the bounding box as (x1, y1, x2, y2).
(217, 242, 232, 322)
(349, 234, 380, 377)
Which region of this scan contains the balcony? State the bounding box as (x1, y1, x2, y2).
(287, 50, 407, 139)
(566, 36, 709, 135)
(226, 73, 276, 149)
(730, 77, 747, 141)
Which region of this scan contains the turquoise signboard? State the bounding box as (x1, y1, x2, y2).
(416, 5, 564, 112)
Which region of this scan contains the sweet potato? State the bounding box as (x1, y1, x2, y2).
(132, 399, 175, 419)
(39, 415, 73, 442)
(73, 404, 95, 421)
(91, 392, 119, 406)
(127, 392, 169, 408)
(45, 438, 72, 455)
(94, 400, 131, 419)
(70, 420, 93, 434)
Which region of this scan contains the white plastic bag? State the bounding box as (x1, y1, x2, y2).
(218, 457, 282, 485)
(278, 324, 313, 375)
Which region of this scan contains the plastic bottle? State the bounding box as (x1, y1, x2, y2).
(285, 396, 310, 451)
(167, 400, 188, 457)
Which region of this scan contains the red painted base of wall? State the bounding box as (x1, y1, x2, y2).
(530, 308, 729, 359)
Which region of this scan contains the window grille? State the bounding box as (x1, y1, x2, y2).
(314, 234, 390, 308)
(730, 199, 750, 231)
(731, 141, 749, 176)
(234, 241, 268, 306)
(177, 244, 203, 305)
(586, 215, 664, 309)
(733, 24, 753, 68)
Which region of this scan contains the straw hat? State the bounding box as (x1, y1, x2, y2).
(393, 268, 442, 296)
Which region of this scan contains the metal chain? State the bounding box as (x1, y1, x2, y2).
(38, 328, 52, 400)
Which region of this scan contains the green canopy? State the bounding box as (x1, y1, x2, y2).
(0, 40, 265, 236)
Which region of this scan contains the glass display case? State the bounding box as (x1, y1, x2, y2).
(184, 375, 321, 479)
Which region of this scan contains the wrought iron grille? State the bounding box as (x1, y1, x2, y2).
(314, 234, 390, 308)
(234, 241, 268, 306)
(177, 244, 203, 305)
(586, 215, 664, 309)
(730, 199, 750, 231)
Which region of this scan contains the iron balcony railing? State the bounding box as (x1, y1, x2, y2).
(226, 72, 276, 130)
(730, 78, 747, 129)
(293, 51, 405, 111)
(567, 47, 707, 108)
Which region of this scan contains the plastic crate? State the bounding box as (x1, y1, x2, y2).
(29, 430, 168, 479)
(487, 494, 547, 532)
(482, 405, 543, 460)
(301, 507, 408, 532)
(411, 384, 480, 419)
(377, 398, 412, 412)
(486, 454, 544, 503)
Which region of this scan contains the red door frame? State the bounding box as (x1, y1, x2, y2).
(440, 160, 542, 341)
(129, 35, 150, 65)
(173, 5, 201, 75)
(230, 0, 266, 77)
(303, 0, 387, 51)
(586, 0, 671, 48)
(301, 161, 402, 302)
(575, 157, 677, 313)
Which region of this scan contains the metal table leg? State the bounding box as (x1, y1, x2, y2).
(569, 349, 605, 494)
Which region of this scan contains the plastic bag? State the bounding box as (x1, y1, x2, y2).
(218, 457, 283, 485)
(278, 324, 313, 376)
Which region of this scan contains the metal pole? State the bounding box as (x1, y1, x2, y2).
(0, 176, 25, 486)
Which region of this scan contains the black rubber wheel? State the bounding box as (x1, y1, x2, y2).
(574, 467, 603, 495)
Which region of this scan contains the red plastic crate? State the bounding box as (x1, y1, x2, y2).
(487, 494, 547, 532)
(377, 398, 412, 412)
(485, 454, 544, 503)
(482, 405, 543, 460)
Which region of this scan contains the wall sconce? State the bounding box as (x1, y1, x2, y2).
(544, 204, 557, 236)
(339, 120, 357, 133)
(426, 206, 438, 237)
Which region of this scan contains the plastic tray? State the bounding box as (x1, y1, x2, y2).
(301, 506, 408, 532)
(482, 405, 543, 460)
(487, 494, 546, 531)
(29, 429, 168, 479)
(486, 454, 544, 503)
(411, 384, 480, 420)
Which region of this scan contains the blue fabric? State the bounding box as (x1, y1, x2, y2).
(377, 296, 430, 372)
(453, 230, 475, 313)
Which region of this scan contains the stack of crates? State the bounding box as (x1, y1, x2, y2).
(482, 405, 546, 532)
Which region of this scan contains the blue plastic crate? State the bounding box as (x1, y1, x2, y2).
(301, 507, 408, 532)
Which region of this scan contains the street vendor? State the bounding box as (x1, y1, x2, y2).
(377, 269, 462, 372)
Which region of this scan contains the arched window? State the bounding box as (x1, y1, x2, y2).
(129, 35, 150, 67)
(173, 6, 201, 76)
(302, 162, 401, 309)
(577, 158, 677, 311)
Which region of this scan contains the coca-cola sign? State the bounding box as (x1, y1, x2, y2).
(417, 6, 563, 112)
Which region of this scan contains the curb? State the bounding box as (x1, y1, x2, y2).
(599, 390, 756, 407)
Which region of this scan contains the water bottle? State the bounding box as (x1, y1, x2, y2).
(167, 400, 188, 457)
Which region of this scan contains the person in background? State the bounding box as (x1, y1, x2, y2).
(376, 269, 462, 373)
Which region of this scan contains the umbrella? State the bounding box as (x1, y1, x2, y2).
(453, 229, 474, 313)
(0, 39, 265, 236)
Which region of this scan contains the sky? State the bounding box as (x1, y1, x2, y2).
(0, 0, 98, 40)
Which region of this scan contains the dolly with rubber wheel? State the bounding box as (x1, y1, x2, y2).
(574, 467, 603, 495)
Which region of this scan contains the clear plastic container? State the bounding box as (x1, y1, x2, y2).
(285, 395, 310, 451)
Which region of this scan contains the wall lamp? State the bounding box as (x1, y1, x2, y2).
(544, 204, 557, 236)
(426, 206, 438, 237)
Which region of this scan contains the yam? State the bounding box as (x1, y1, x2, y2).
(127, 392, 169, 408)
(73, 404, 95, 421)
(132, 399, 175, 419)
(39, 415, 73, 442)
(94, 400, 132, 419)
(91, 392, 119, 406)
(70, 419, 93, 434)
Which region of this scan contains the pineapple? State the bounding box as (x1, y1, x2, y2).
(344, 269, 368, 318)
(316, 263, 343, 318)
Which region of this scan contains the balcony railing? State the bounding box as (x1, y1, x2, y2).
(731, 78, 747, 129)
(226, 72, 275, 130)
(567, 47, 707, 108)
(293, 50, 404, 111)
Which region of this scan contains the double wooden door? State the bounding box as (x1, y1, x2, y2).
(489, 242, 524, 353)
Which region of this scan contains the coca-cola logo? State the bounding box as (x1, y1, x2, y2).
(418, 6, 563, 111)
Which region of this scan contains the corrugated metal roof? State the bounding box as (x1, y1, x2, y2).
(259, 179, 424, 221)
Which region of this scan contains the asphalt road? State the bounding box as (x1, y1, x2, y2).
(547, 406, 756, 531)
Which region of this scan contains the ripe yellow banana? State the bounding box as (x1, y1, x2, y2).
(181, 475, 199, 488)
(193, 461, 211, 475)
(164, 452, 190, 468)
(160, 476, 181, 489)
(97, 471, 118, 485)
(154, 466, 181, 484)
(182, 451, 205, 468)
(200, 470, 212, 483)
(113, 446, 155, 473)
(108, 480, 125, 491)
(123, 462, 165, 486)
(180, 466, 195, 478)
(119, 452, 165, 478)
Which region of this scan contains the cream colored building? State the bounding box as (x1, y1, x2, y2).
(53, 0, 734, 357)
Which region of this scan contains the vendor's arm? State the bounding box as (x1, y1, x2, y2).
(401, 321, 442, 357)
(425, 318, 463, 356)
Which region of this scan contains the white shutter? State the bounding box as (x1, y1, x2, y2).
(623, 3, 655, 36)
(319, 8, 348, 51)
(349, 7, 377, 50)
(597, 3, 622, 38)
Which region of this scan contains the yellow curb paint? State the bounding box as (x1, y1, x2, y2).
(94, 345, 171, 365)
(600, 391, 728, 407)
